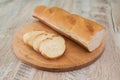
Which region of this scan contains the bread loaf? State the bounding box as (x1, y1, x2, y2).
(23, 31, 66, 59)
(33, 6, 105, 52)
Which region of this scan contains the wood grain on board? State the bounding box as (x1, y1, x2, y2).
(0, 0, 120, 80)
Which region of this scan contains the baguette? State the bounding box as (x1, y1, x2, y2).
(23, 31, 66, 59)
(33, 6, 105, 52)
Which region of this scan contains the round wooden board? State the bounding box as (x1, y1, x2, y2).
(12, 21, 104, 72)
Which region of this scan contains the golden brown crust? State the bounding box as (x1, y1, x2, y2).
(33, 5, 47, 17)
(33, 6, 105, 51)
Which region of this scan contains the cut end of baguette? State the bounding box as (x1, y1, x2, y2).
(39, 36, 66, 59)
(87, 29, 105, 51)
(68, 29, 105, 52)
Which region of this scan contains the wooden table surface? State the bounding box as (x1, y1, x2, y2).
(0, 0, 120, 80)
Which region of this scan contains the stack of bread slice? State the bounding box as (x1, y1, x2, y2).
(23, 31, 66, 59)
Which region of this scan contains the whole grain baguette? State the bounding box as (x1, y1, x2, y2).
(33, 6, 105, 52)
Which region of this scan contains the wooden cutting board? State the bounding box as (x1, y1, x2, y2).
(12, 21, 105, 72)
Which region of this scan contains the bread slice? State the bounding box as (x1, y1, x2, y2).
(33, 33, 55, 52)
(39, 36, 66, 59)
(33, 6, 105, 52)
(23, 31, 45, 46)
(23, 31, 66, 59)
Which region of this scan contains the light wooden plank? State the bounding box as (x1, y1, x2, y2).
(110, 0, 120, 32)
(0, 0, 120, 80)
(0, 0, 37, 80)
(110, 0, 120, 48)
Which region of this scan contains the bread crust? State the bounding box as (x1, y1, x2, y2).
(33, 6, 105, 52)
